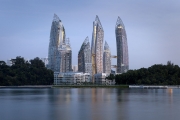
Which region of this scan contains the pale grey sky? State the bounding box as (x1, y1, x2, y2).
(0, 0, 180, 69)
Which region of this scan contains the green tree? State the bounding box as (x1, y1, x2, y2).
(0, 56, 53, 86)
(115, 61, 180, 85)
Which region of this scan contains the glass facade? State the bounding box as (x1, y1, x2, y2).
(78, 37, 92, 75)
(115, 16, 129, 73)
(103, 41, 111, 74)
(48, 14, 71, 72)
(91, 15, 104, 77)
(58, 38, 72, 72)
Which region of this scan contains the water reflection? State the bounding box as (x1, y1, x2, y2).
(46, 88, 128, 120)
(1, 88, 180, 120)
(167, 88, 173, 105)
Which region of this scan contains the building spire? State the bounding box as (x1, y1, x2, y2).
(84, 36, 89, 44)
(80, 36, 89, 52)
(104, 41, 110, 51)
(95, 15, 100, 22)
(53, 14, 61, 22)
(116, 16, 125, 28)
(94, 15, 103, 30)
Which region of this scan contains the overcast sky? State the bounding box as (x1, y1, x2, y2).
(0, 0, 180, 69)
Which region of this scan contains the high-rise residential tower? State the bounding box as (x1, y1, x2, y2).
(58, 38, 72, 72)
(115, 16, 129, 73)
(103, 41, 111, 74)
(48, 14, 65, 71)
(78, 37, 92, 75)
(91, 15, 104, 76)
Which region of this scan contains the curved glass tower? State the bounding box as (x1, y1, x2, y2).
(58, 38, 72, 72)
(48, 14, 65, 71)
(115, 16, 129, 73)
(91, 15, 104, 76)
(103, 41, 111, 74)
(78, 37, 92, 74)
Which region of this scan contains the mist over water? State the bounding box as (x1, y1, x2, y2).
(0, 88, 180, 120)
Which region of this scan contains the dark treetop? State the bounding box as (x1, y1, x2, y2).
(114, 61, 180, 85)
(0, 56, 53, 86)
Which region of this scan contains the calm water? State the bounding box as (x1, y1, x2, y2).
(0, 88, 180, 120)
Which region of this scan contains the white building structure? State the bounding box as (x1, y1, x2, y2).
(7, 59, 13, 66)
(54, 72, 91, 85)
(94, 73, 115, 85)
(72, 65, 78, 72)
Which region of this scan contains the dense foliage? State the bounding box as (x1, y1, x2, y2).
(0, 56, 53, 86)
(115, 61, 180, 85)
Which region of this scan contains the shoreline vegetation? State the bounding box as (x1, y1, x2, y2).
(0, 56, 53, 86)
(114, 61, 180, 85)
(1, 57, 180, 87)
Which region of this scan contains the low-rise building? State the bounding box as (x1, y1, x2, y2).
(54, 72, 91, 85)
(72, 65, 78, 72)
(7, 59, 13, 66)
(94, 73, 107, 84)
(94, 73, 115, 85)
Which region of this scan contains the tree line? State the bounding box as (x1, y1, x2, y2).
(0, 56, 53, 86)
(107, 61, 180, 85)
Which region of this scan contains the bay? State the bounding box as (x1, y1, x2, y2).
(0, 88, 180, 120)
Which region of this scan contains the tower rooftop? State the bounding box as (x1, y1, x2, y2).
(94, 15, 103, 30)
(116, 16, 125, 28)
(104, 41, 110, 51)
(53, 14, 61, 22)
(79, 36, 90, 52)
(83, 36, 89, 45)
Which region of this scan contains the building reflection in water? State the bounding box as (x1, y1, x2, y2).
(90, 88, 128, 120)
(48, 88, 178, 120)
(47, 88, 128, 120)
(47, 88, 74, 120)
(1, 88, 180, 120)
(168, 88, 173, 95)
(48, 88, 180, 120)
(167, 88, 173, 104)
